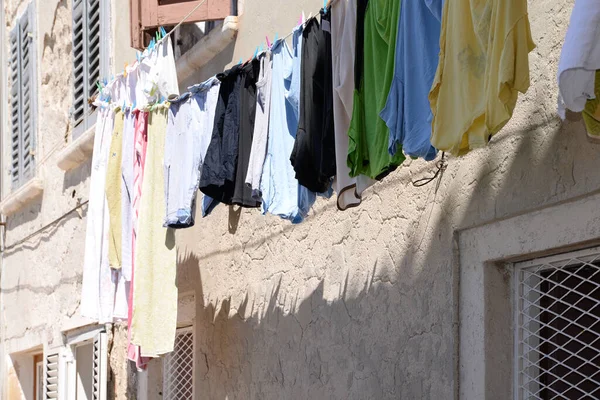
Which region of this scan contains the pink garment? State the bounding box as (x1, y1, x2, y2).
(127, 110, 150, 368)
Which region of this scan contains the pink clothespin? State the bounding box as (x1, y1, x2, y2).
(266, 35, 271, 49)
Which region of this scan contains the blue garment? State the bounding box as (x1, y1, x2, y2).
(380, 0, 442, 161)
(260, 27, 315, 223)
(201, 195, 219, 217)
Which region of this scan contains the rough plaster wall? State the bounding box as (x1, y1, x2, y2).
(1, 0, 134, 399)
(175, 0, 586, 398)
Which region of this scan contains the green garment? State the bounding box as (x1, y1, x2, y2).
(347, 0, 405, 179)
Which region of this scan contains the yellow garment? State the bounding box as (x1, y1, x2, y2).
(583, 70, 600, 139)
(106, 110, 124, 269)
(131, 107, 177, 357)
(429, 0, 535, 155)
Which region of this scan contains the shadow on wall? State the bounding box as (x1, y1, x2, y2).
(161, 92, 600, 399)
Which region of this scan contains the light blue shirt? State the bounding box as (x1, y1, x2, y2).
(260, 26, 315, 223)
(380, 0, 443, 161)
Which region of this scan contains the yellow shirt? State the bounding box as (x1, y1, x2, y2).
(106, 110, 124, 269)
(429, 0, 535, 155)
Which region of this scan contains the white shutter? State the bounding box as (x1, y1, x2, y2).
(9, 4, 36, 189)
(43, 350, 60, 399)
(72, 0, 104, 138)
(92, 332, 108, 400)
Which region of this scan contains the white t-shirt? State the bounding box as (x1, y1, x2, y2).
(557, 0, 600, 118)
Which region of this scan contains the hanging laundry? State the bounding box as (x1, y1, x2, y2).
(557, 0, 600, 118)
(106, 108, 125, 270)
(199, 64, 243, 205)
(145, 36, 180, 102)
(260, 28, 314, 223)
(380, 0, 441, 161)
(128, 108, 149, 368)
(132, 107, 177, 358)
(120, 63, 138, 282)
(246, 50, 273, 200)
(233, 59, 262, 207)
(81, 83, 127, 323)
(429, 0, 535, 156)
(330, 0, 374, 210)
(347, 0, 405, 180)
(291, 9, 336, 194)
(582, 70, 600, 139)
(164, 77, 220, 228)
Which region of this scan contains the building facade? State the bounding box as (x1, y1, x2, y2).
(1, 0, 599, 398)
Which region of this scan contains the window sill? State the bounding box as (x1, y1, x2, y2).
(0, 177, 44, 215)
(176, 16, 239, 83)
(56, 124, 96, 171)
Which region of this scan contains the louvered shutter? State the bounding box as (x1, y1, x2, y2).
(72, 0, 103, 138)
(43, 351, 59, 399)
(9, 5, 36, 189)
(130, 0, 233, 49)
(92, 332, 108, 400)
(9, 26, 21, 188)
(20, 6, 35, 183)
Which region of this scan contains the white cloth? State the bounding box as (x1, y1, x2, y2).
(331, 0, 373, 210)
(557, 0, 600, 118)
(81, 105, 120, 323)
(245, 51, 273, 199)
(146, 36, 180, 102)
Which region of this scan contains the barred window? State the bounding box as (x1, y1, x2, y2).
(163, 327, 195, 400)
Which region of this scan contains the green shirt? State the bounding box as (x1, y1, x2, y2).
(347, 0, 404, 179)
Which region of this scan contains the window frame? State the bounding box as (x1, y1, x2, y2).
(130, 0, 234, 49)
(71, 0, 110, 139)
(8, 2, 37, 190)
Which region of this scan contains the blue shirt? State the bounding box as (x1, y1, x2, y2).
(260, 26, 315, 223)
(380, 0, 443, 161)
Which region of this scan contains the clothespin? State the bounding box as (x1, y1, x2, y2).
(273, 33, 278, 47)
(302, 11, 306, 24)
(323, 0, 327, 14)
(124, 63, 128, 78)
(298, 13, 303, 25)
(265, 35, 271, 49)
(160, 26, 167, 38)
(238, 58, 243, 65)
(136, 51, 141, 63)
(122, 100, 126, 111)
(253, 46, 259, 59)
(132, 100, 136, 110)
(96, 81, 102, 91)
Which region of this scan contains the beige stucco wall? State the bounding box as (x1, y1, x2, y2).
(174, 0, 592, 398)
(1, 0, 596, 398)
(0, 0, 135, 398)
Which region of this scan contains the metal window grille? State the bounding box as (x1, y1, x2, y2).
(515, 247, 600, 399)
(9, 3, 36, 189)
(43, 351, 59, 400)
(163, 327, 195, 400)
(72, 0, 108, 138)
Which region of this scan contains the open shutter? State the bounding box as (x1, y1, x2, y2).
(92, 332, 108, 400)
(130, 0, 233, 49)
(72, 0, 103, 138)
(20, 5, 35, 183)
(9, 26, 21, 188)
(9, 5, 36, 189)
(43, 350, 59, 399)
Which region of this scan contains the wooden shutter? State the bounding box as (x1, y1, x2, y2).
(9, 4, 36, 189)
(92, 332, 108, 400)
(43, 350, 59, 399)
(72, 0, 103, 138)
(130, 0, 233, 49)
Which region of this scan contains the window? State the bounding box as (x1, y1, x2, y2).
(130, 0, 233, 49)
(34, 354, 43, 400)
(515, 248, 600, 399)
(163, 327, 195, 400)
(9, 3, 36, 189)
(71, 0, 108, 138)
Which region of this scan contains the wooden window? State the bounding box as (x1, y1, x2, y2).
(130, 0, 234, 49)
(72, 0, 109, 138)
(9, 3, 36, 189)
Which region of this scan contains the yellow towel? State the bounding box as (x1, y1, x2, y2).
(106, 110, 124, 269)
(131, 107, 177, 357)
